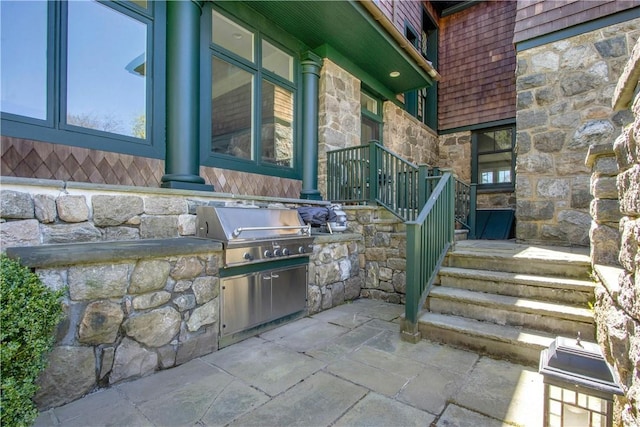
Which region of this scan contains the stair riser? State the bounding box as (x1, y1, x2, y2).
(437, 276, 593, 306)
(418, 324, 546, 366)
(446, 255, 590, 279)
(429, 298, 595, 341)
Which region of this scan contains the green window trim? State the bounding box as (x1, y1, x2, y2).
(199, 4, 302, 180)
(471, 124, 516, 192)
(0, 0, 166, 160)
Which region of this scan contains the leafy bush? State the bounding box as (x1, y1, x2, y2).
(1, 254, 64, 427)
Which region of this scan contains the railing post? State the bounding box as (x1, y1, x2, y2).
(368, 141, 378, 204)
(417, 165, 429, 209)
(402, 222, 422, 343)
(469, 183, 477, 239)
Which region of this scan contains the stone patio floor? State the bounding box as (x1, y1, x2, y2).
(35, 298, 544, 426)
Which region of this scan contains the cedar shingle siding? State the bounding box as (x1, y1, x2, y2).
(438, 1, 517, 131)
(513, 0, 640, 44)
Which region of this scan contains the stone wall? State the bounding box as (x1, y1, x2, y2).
(382, 102, 439, 167)
(0, 177, 364, 409)
(593, 39, 640, 427)
(317, 59, 441, 199)
(343, 206, 408, 304)
(317, 59, 361, 200)
(515, 18, 640, 246)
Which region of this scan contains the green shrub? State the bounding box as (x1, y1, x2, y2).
(1, 254, 64, 427)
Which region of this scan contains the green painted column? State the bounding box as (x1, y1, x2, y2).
(161, 0, 213, 191)
(299, 51, 323, 200)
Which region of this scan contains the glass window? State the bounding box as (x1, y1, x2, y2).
(1, 0, 157, 153)
(262, 40, 293, 82)
(208, 8, 297, 172)
(473, 126, 515, 188)
(212, 10, 253, 62)
(261, 80, 293, 167)
(1, 1, 48, 119)
(211, 58, 253, 159)
(66, 1, 147, 139)
(361, 91, 381, 144)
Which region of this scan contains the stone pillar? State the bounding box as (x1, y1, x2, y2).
(162, 1, 213, 191)
(300, 51, 323, 200)
(585, 143, 621, 266)
(593, 39, 640, 427)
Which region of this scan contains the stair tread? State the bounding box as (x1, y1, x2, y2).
(430, 286, 593, 322)
(439, 266, 597, 291)
(418, 311, 557, 349)
(449, 241, 590, 265)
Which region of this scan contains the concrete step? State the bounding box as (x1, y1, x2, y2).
(447, 240, 591, 279)
(437, 267, 596, 305)
(417, 312, 556, 366)
(428, 287, 595, 341)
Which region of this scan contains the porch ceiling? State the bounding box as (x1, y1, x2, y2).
(244, 0, 436, 93)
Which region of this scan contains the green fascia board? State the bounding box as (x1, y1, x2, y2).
(242, 0, 434, 94)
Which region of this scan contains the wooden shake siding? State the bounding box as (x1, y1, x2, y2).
(438, 1, 517, 131)
(375, 0, 421, 41)
(514, 0, 640, 44)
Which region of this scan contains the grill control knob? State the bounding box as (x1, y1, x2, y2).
(282, 248, 291, 256)
(274, 249, 282, 257)
(243, 252, 253, 261)
(298, 246, 306, 254)
(263, 250, 273, 258)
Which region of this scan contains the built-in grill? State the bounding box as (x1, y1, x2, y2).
(196, 206, 313, 346)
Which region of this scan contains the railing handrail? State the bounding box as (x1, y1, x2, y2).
(403, 172, 455, 341)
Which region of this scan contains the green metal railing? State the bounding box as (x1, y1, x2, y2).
(326, 142, 470, 341)
(454, 179, 477, 239)
(326, 141, 439, 221)
(402, 172, 455, 341)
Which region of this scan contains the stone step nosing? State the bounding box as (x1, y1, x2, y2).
(418, 312, 557, 349)
(438, 267, 597, 291)
(447, 251, 591, 266)
(429, 287, 594, 323)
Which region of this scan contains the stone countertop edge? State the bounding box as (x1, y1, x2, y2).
(5, 237, 223, 269)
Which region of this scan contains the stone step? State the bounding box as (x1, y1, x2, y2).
(417, 312, 556, 366)
(446, 241, 591, 279)
(437, 267, 596, 305)
(427, 286, 595, 341)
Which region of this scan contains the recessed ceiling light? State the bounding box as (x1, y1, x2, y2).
(389, 71, 400, 78)
(232, 33, 243, 40)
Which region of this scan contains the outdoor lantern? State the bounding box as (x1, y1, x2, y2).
(539, 335, 624, 427)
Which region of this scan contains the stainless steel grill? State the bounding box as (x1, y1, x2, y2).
(196, 206, 313, 345)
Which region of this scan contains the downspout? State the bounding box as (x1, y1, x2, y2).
(358, 0, 441, 81)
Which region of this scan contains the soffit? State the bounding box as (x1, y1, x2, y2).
(244, 0, 434, 93)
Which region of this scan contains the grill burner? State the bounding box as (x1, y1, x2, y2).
(196, 206, 313, 267)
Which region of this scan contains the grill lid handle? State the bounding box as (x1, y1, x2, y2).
(231, 225, 311, 238)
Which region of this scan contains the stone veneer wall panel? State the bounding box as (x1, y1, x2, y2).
(515, 18, 640, 246)
(383, 102, 439, 167)
(317, 59, 361, 200)
(593, 38, 640, 427)
(0, 178, 364, 409)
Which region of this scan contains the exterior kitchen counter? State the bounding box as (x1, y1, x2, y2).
(311, 232, 362, 244)
(5, 237, 222, 268)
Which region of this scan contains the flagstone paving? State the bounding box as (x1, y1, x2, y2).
(36, 299, 544, 426)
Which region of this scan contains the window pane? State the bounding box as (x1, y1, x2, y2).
(212, 57, 253, 159)
(477, 132, 495, 153)
(261, 81, 293, 167)
(262, 40, 293, 81)
(66, 1, 147, 139)
(478, 152, 512, 184)
(212, 11, 253, 62)
(361, 92, 378, 115)
(1, 1, 48, 119)
(495, 128, 513, 150)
